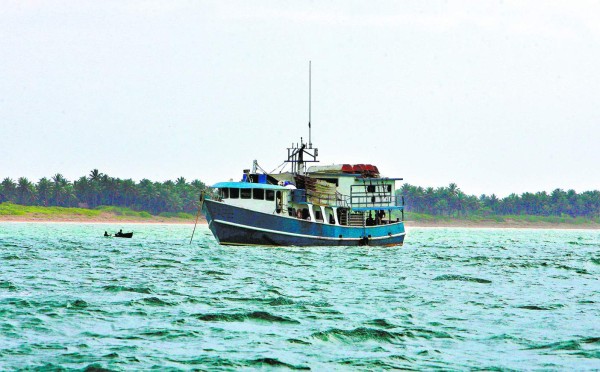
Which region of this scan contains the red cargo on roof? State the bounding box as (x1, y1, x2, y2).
(353, 164, 366, 173)
(341, 164, 354, 173)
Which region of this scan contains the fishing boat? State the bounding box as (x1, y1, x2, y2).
(201, 63, 405, 247)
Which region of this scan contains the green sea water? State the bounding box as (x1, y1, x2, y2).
(0, 223, 599, 370)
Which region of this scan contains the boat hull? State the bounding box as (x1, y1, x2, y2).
(202, 199, 405, 247)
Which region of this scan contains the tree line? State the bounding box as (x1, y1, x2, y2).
(2, 171, 600, 218)
(399, 183, 600, 218)
(0, 169, 207, 215)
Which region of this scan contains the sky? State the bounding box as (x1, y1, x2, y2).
(1, 1, 599, 197)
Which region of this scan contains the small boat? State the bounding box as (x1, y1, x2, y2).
(115, 232, 133, 238)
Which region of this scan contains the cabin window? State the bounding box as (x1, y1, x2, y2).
(315, 210, 323, 221)
(275, 191, 282, 213)
(367, 185, 376, 193)
(253, 189, 264, 200)
(241, 189, 251, 199)
(230, 188, 239, 199)
(221, 188, 229, 199)
(266, 190, 275, 201)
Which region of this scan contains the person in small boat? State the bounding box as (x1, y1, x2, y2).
(115, 229, 123, 237)
(104, 231, 109, 237)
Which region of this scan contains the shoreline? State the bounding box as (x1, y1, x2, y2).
(404, 220, 600, 230)
(0, 214, 204, 225)
(1, 216, 599, 229)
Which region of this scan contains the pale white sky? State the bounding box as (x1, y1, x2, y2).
(1, 1, 599, 196)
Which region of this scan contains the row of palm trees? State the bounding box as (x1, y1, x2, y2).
(0, 169, 207, 215)
(3, 172, 600, 218)
(399, 183, 600, 218)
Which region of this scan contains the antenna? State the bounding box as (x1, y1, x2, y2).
(284, 61, 319, 174)
(308, 60, 312, 149)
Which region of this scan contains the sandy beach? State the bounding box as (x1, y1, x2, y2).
(0, 213, 204, 225)
(1, 214, 599, 229)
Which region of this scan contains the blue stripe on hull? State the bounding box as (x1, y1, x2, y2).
(202, 199, 405, 247)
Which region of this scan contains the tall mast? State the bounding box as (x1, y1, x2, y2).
(284, 61, 318, 174)
(308, 60, 312, 149)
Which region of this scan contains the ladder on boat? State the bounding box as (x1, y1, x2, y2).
(339, 211, 348, 226)
(348, 212, 365, 226)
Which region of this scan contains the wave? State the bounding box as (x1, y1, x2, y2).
(66, 299, 89, 309)
(311, 326, 456, 344)
(311, 327, 404, 343)
(556, 264, 589, 275)
(203, 270, 230, 276)
(139, 329, 200, 339)
(221, 296, 295, 306)
(196, 311, 300, 324)
(433, 274, 492, 284)
(0, 298, 32, 308)
(288, 338, 312, 345)
(268, 297, 295, 306)
(0, 280, 18, 291)
(131, 297, 175, 306)
(528, 336, 599, 352)
(102, 285, 153, 294)
(247, 357, 310, 370)
(364, 318, 397, 329)
(165, 355, 239, 367)
(2, 254, 23, 260)
(337, 357, 414, 370)
(516, 304, 564, 311)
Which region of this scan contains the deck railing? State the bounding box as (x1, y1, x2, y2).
(349, 191, 404, 210)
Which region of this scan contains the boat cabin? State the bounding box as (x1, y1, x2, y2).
(214, 182, 288, 215)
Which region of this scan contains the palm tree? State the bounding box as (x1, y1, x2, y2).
(51, 173, 69, 206)
(89, 169, 103, 182)
(16, 177, 36, 205)
(37, 177, 52, 206)
(73, 176, 90, 207)
(1, 178, 17, 203)
(121, 179, 137, 207)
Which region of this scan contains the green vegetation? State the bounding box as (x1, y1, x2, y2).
(0, 169, 206, 215)
(2, 170, 600, 225)
(403, 211, 600, 225)
(0, 202, 195, 220)
(0, 202, 101, 217)
(399, 183, 600, 224)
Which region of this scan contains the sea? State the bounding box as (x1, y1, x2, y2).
(0, 223, 599, 371)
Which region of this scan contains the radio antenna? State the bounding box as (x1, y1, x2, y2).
(308, 61, 312, 149)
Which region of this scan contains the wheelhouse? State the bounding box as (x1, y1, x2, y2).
(213, 182, 288, 215)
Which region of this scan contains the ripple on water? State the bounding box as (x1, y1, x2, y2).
(516, 304, 564, 311)
(130, 297, 175, 306)
(246, 357, 310, 370)
(102, 285, 153, 294)
(432, 274, 492, 284)
(311, 327, 406, 344)
(195, 311, 300, 324)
